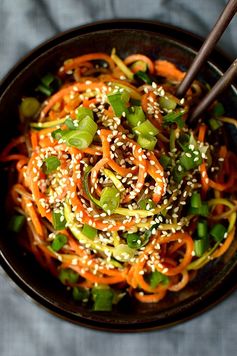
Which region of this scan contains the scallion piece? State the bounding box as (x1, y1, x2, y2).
(126, 233, 142, 249)
(191, 192, 202, 209)
(159, 155, 172, 170)
(197, 220, 208, 238)
(52, 210, 66, 230)
(194, 239, 207, 257)
(158, 93, 177, 111)
(209, 118, 222, 130)
(163, 111, 184, 128)
(137, 134, 157, 150)
(77, 116, 98, 136)
(147, 271, 169, 289)
(210, 223, 227, 242)
(100, 186, 120, 213)
(107, 93, 129, 117)
(65, 118, 77, 130)
(113, 244, 135, 262)
(127, 106, 146, 127)
(51, 233, 67, 252)
(82, 224, 97, 240)
(19, 97, 40, 119)
(9, 214, 25, 233)
(92, 286, 114, 311)
(36, 73, 61, 96)
(72, 287, 90, 302)
(51, 129, 63, 140)
(43, 156, 60, 174)
(212, 102, 225, 117)
(133, 120, 159, 136)
(179, 149, 202, 171)
(59, 268, 79, 284)
(135, 70, 152, 84)
(139, 198, 155, 210)
(76, 107, 94, 120)
(188, 202, 209, 217)
(172, 165, 185, 183)
(62, 130, 94, 149)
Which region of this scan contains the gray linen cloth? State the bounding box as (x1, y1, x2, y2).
(0, 1, 236, 355)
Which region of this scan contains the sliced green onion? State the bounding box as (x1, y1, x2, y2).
(212, 102, 225, 117)
(127, 106, 146, 127)
(139, 198, 155, 210)
(77, 116, 98, 136)
(209, 118, 222, 131)
(169, 128, 176, 152)
(133, 120, 159, 136)
(51, 128, 63, 140)
(65, 118, 77, 130)
(43, 156, 60, 174)
(159, 155, 172, 170)
(76, 107, 94, 120)
(51, 233, 68, 252)
(147, 271, 169, 289)
(62, 130, 94, 149)
(72, 286, 90, 302)
(82, 224, 97, 240)
(100, 186, 120, 213)
(135, 70, 152, 84)
(9, 214, 25, 233)
(20, 97, 40, 119)
(113, 244, 135, 262)
(197, 220, 208, 238)
(126, 233, 142, 249)
(158, 93, 177, 111)
(163, 111, 184, 128)
(210, 223, 227, 242)
(179, 149, 202, 171)
(36, 73, 61, 96)
(194, 239, 208, 257)
(59, 268, 79, 284)
(111, 49, 134, 80)
(188, 202, 209, 217)
(52, 210, 66, 230)
(172, 165, 185, 183)
(137, 134, 157, 150)
(92, 285, 114, 311)
(35, 84, 52, 96)
(107, 93, 129, 117)
(191, 192, 202, 209)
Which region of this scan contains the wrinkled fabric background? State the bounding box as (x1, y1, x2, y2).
(0, 1, 236, 355)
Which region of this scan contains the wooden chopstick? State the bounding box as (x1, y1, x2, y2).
(176, 0, 237, 98)
(188, 58, 237, 125)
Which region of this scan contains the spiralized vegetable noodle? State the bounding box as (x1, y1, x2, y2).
(1, 50, 237, 310)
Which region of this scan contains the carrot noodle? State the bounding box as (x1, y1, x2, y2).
(1, 51, 236, 309)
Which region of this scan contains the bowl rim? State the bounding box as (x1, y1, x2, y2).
(0, 19, 237, 332)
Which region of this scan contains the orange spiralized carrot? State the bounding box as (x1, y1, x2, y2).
(168, 271, 189, 292)
(60, 53, 116, 74)
(155, 232, 194, 276)
(154, 60, 186, 81)
(134, 290, 167, 303)
(124, 54, 155, 74)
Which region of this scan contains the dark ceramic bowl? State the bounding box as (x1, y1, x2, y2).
(0, 20, 237, 332)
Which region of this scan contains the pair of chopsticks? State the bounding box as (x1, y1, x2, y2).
(176, 0, 237, 125)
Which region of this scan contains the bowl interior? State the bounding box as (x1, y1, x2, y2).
(0, 21, 237, 331)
